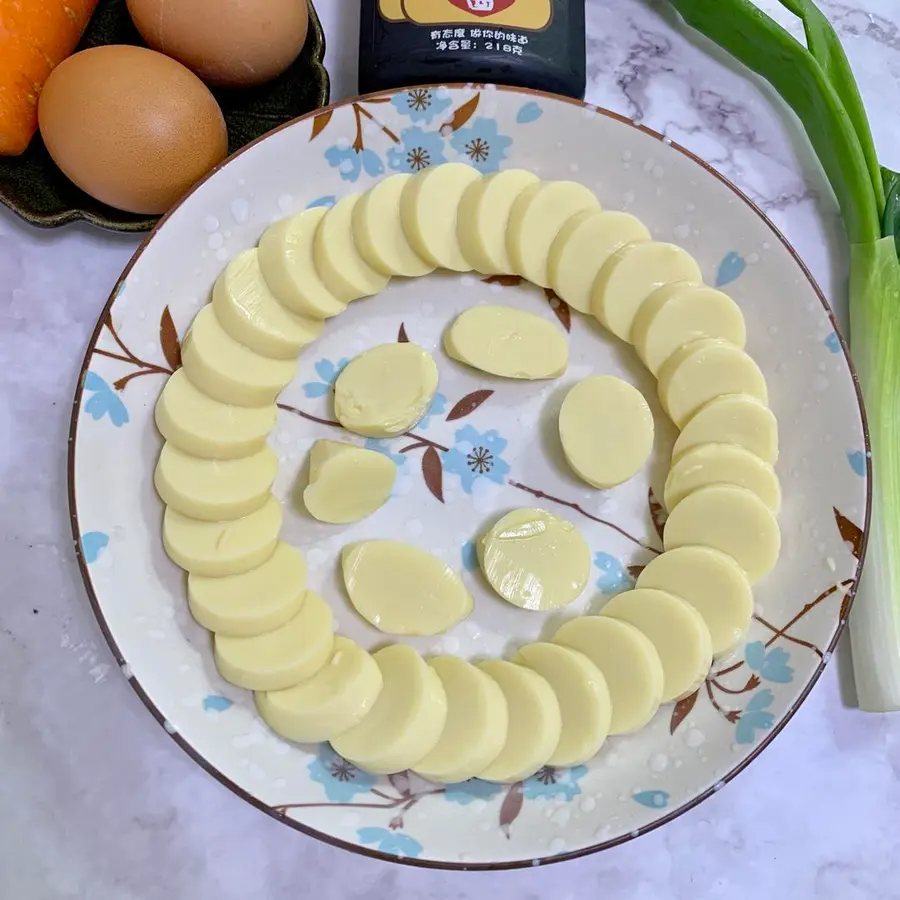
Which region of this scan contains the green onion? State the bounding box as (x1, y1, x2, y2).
(669, 0, 900, 710)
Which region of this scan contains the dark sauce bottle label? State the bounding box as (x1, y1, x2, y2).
(360, 0, 585, 100)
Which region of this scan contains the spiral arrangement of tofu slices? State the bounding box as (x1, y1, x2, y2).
(153, 163, 781, 782)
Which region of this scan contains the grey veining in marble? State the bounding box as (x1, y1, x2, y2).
(3, 1, 900, 897)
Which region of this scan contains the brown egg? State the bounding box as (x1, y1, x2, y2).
(126, 0, 309, 88)
(38, 46, 228, 215)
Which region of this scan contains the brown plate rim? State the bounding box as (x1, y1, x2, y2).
(66, 83, 872, 870)
(0, 0, 329, 234)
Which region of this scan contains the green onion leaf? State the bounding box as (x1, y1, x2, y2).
(882, 167, 900, 256)
(777, 0, 885, 217)
(669, 0, 880, 244)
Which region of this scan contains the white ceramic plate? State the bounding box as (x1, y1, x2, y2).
(69, 85, 870, 869)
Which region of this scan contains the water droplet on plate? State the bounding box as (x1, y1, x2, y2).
(306, 548, 327, 568)
(548, 837, 566, 854)
(686, 728, 705, 748)
(551, 807, 570, 827)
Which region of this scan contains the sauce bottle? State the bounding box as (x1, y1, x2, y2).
(359, 1, 586, 100)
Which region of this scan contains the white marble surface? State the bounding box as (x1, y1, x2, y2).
(2, 1, 900, 897)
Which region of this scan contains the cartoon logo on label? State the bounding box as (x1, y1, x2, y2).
(451, 0, 515, 14)
(400, 0, 551, 30)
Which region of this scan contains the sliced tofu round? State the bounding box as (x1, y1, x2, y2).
(257, 209, 348, 318)
(334, 342, 439, 437)
(664, 442, 781, 514)
(155, 368, 276, 460)
(352, 174, 436, 277)
(663, 484, 781, 583)
(478, 508, 591, 611)
(331, 644, 448, 775)
(444, 305, 568, 379)
(413, 656, 509, 784)
(632, 283, 746, 375)
(553, 616, 664, 734)
(342, 540, 473, 635)
(513, 642, 611, 767)
(658, 338, 768, 429)
(214, 590, 334, 691)
(548, 209, 651, 314)
(600, 588, 713, 702)
(672, 393, 779, 465)
(154, 442, 277, 522)
(162, 496, 282, 577)
(636, 546, 754, 656)
(507, 180, 600, 287)
(212, 248, 323, 359)
(457, 168, 539, 274)
(476, 660, 562, 783)
(256, 637, 383, 743)
(181, 305, 297, 407)
(303, 440, 396, 524)
(188, 541, 306, 637)
(400, 163, 481, 271)
(591, 241, 702, 342)
(559, 376, 654, 488)
(314, 194, 391, 300)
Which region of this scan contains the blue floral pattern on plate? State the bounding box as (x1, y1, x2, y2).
(83, 371, 129, 427)
(388, 127, 449, 172)
(444, 779, 505, 806)
(450, 118, 512, 173)
(594, 551, 633, 595)
(846, 450, 866, 476)
(516, 101, 543, 124)
(357, 827, 423, 859)
(744, 642, 794, 684)
(202, 695, 233, 713)
(824, 331, 841, 353)
(325, 145, 384, 183)
(523, 765, 587, 800)
(391, 88, 452, 124)
(460, 539, 478, 572)
(80, 531, 109, 564)
(306, 195, 337, 209)
(442, 425, 511, 494)
(302, 357, 349, 398)
(735, 690, 776, 744)
(308, 746, 376, 802)
(715, 250, 746, 287)
(633, 790, 670, 810)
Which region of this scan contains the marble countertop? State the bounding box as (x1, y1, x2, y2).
(3, 1, 900, 897)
